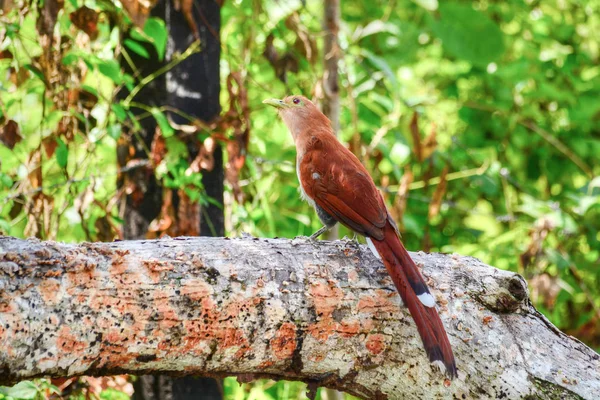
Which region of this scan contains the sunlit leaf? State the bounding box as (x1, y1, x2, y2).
(96, 59, 123, 84)
(124, 39, 150, 59)
(56, 138, 69, 168)
(1, 381, 39, 399)
(151, 108, 175, 137)
(144, 18, 168, 61)
(24, 64, 47, 85)
(412, 0, 438, 11)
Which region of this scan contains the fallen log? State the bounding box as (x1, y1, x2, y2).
(0, 236, 598, 399)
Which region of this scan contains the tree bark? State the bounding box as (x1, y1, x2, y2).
(118, 0, 223, 397)
(1, 235, 598, 399)
(322, 0, 341, 244)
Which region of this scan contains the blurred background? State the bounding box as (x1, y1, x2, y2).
(0, 0, 599, 398)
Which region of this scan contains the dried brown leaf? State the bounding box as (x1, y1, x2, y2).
(148, 190, 174, 237)
(422, 122, 438, 160)
(263, 33, 299, 83)
(121, 0, 157, 28)
(175, 189, 200, 236)
(520, 217, 553, 269)
(529, 273, 561, 309)
(70, 6, 99, 40)
(190, 137, 216, 172)
(0, 120, 22, 150)
(94, 215, 116, 242)
(42, 136, 58, 158)
(27, 150, 42, 189)
(428, 165, 449, 219)
(177, 0, 199, 40)
(0, 50, 13, 60)
(392, 167, 413, 223)
(409, 112, 423, 162)
(150, 127, 167, 166)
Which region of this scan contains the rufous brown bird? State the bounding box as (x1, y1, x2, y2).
(264, 95, 457, 379)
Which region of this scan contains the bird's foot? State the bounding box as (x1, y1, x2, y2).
(308, 225, 329, 241)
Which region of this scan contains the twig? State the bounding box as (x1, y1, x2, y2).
(123, 41, 202, 107)
(384, 160, 490, 192)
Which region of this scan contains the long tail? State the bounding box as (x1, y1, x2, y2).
(368, 222, 457, 378)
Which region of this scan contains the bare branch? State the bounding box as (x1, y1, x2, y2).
(0, 236, 598, 399)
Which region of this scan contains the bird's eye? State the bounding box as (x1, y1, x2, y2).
(293, 98, 300, 104)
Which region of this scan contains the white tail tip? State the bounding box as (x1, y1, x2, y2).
(365, 237, 382, 260)
(418, 292, 436, 308)
(431, 360, 447, 375)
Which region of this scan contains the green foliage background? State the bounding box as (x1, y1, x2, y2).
(1, 0, 599, 398)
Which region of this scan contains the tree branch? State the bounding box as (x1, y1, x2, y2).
(0, 236, 598, 399)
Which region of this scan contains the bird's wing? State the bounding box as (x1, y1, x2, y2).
(299, 136, 387, 240)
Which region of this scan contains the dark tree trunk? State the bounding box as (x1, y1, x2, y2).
(119, 0, 223, 398)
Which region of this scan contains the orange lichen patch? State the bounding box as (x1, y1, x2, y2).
(109, 254, 144, 288)
(259, 360, 275, 369)
(307, 320, 340, 342)
(357, 290, 398, 314)
(307, 352, 325, 363)
(307, 281, 344, 341)
(44, 269, 63, 278)
(49, 314, 60, 325)
(222, 294, 256, 322)
(57, 326, 87, 355)
(181, 279, 213, 302)
(153, 289, 180, 330)
(365, 334, 386, 355)
(338, 319, 360, 338)
(182, 318, 219, 355)
(97, 347, 137, 369)
(310, 281, 344, 316)
(220, 327, 248, 350)
(270, 322, 297, 359)
(142, 259, 174, 283)
(38, 279, 62, 305)
(89, 293, 131, 314)
(65, 269, 98, 295)
(105, 328, 127, 344)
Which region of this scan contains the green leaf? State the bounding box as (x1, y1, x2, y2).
(107, 123, 122, 140)
(62, 52, 79, 66)
(4, 23, 19, 39)
(111, 103, 127, 122)
(430, 3, 505, 66)
(412, 0, 438, 11)
(2, 381, 39, 399)
(0, 173, 12, 188)
(24, 64, 47, 85)
(361, 49, 398, 89)
(151, 108, 175, 137)
(96, 59, 123, 84)
(144, 18, 168, 61)
(124, 39, 150, 59)
(56, 138, 69, 168)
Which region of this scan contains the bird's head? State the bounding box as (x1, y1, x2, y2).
(262, 95, 314, 113)
(263, 95, 329, 139)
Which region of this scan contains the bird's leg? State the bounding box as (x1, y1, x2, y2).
(309, 225, 330, 240)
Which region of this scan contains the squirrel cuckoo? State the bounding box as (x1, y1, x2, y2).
(264, 95, 457, 378)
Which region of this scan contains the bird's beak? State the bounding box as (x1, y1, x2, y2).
(263, 98, 288, 109)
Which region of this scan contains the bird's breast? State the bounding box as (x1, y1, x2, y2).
(296, 158, 316, 208)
